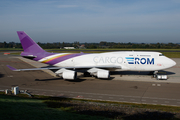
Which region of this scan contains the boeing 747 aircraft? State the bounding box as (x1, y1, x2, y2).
(7, 31, 176, 80)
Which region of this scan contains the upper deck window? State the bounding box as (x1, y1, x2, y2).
(159, 54, 164, 56)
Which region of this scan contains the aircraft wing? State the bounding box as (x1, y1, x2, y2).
(7, 65, 121, 71)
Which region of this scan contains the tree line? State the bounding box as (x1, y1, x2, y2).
(0, 41, 180, 49)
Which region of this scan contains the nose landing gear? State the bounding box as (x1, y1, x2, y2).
(150, 71, 168, 80)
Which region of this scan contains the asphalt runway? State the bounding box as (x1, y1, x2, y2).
(0, 53, 180, 106)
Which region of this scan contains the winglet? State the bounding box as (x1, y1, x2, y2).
(6, 65, 19, 71)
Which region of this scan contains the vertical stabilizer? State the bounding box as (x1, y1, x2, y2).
(17, 31, 45, 54)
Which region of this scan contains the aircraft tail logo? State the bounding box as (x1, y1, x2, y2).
(17, 31, 45, 54)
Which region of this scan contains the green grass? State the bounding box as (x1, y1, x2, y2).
(0, 48, 180, 51)
(162, 52, 180, 58)
(0, 48, 22, 50)
(0, 94, 110, 120)
(1, 49, 180, 58)
(54, 98, 180, 113)
(30, 94, 180, 113)
(1, 93, 180, 120)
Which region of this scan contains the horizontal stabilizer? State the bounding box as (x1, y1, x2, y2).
(22, 55, 37, 59)
(7, 65, 19, 71)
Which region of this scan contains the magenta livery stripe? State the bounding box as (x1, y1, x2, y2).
(44, 52, 87, 65)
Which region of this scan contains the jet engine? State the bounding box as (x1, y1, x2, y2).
(97, 70, 110, 79)
(55, 69, 77, 80)
(62, 70, 77, 80)
(87, 68, 110, 79)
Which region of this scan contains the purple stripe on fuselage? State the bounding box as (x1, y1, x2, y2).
(21, 50, 87, 65)
(45, 52, 87, 65)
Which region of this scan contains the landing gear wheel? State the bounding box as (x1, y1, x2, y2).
(84, 72, 91, 77)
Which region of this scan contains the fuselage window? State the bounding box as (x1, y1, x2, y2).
(159, 54, 164, 56)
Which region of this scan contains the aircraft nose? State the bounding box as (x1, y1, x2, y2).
(171, 59, 176, 66)
(162, 57, 176, 69)
(168, 58, 176, 68)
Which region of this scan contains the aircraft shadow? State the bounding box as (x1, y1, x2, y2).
(98, 77, 114, 80)
(110, 70, 175, 75)
(111, 71, 151, 75)
(66, 78, 86, 82)
(35, 78, 87, 82)
(35, 78, 63, 81)
(34, 70, 175, 82)
(0, 73, 5, 78)
(158, 70, 176, 75)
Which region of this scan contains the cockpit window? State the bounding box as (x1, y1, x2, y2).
(159, 54, 164, 56)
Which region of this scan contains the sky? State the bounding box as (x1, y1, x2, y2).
(0, 0, 180, 43)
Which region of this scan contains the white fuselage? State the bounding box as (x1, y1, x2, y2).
(51, 51, 176, 71)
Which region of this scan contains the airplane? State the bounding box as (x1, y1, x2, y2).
(7, 31, 176, 80)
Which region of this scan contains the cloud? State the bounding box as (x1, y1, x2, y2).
(57, 5, 78, 8)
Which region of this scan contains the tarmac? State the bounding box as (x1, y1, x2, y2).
(0, 53, 180, 106)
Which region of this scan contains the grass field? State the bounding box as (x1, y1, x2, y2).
(1, 48, 180, 58)
(1, 48, 180, 51)
(1, 93, 180, 120)
(161, 52, 180, 58)
(0, 94, 109, 120)
(9, 51, 180, 58)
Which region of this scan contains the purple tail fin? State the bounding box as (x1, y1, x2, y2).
(17, 31, 45, 54)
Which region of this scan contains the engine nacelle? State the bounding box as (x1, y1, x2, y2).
(97, 70, 110, 79)
(55, 68, 77, 80)
(62, 70, 77, 80)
